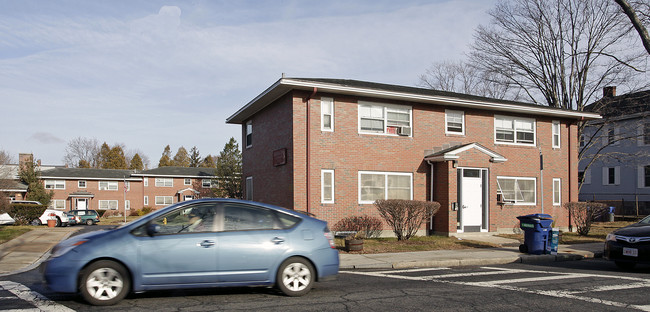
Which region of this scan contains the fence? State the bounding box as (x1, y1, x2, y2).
(579, 193, 650, 220)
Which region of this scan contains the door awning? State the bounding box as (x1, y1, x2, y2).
(68, 191, 95, 198)
(424, 142, 507, 163)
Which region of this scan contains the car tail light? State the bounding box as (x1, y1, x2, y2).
(324, 227, 336, 249)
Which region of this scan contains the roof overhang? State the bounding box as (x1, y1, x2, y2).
(177, 188, 200, 194)
(226, 78, 603, 124)
(424, 143, 507, 163)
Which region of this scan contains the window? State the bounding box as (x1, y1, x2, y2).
(553, 178, 561, 206)
(552, 121, 560, 148)
(245, 177, 253, 200)
(638, 165, 650, 188)
(99, 200, 118, 210)
(99, 181, 118, 191)
(50, 200, 65, 210)
(637, 123, 650, 146)
(155, 196, 173, 206)
(321, 169, 334, 203)
(125, 200, 130, 210)
(607, 127, 616, 145)
(145, 203, 218, 235)
(246, 120, 253, 148)
(144, 196, 149, 206)
(184, 178, 191, 185)
(359, 171, 412, 204)
(155, 178, 173, 187)
(144, 178, 148, 187)
(358, 102, 412, 135)
(78, 180, 86, 188)
(579, 169, 591, 185)
(223, 204, 277, 231)
(496, 177, 536, 204)
(602, 166, 620, 185)
(202, 179, 214, 188)
(321, 97, 334, 131)
(495, 116, 535, 145)
(44, 180, 65, 190)
(445, 110, 465, 135)
(125, 181, 130, 191)
(580, 134, 585, 147)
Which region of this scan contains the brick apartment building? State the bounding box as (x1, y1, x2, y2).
(226, 77, 601, 235)
(3, 154, 217, 213)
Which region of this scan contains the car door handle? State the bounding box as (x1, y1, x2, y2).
(271, 237, 285, 245)
(198, 240, 215, 248)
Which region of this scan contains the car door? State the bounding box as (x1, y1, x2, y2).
(216, 203, 291, 283)
(136, 203, 219, 286)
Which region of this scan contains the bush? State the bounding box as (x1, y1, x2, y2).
(375, 199, 440, 241)
(563, 201, 609, 236)
(332, 215, 383, 238)
(130, 206, 154, 217)
(101, 210, 121, 218)
(7, 203, 47, 225)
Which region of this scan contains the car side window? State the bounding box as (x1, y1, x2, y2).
(223, 204, 279, 231)
(150, 203, 218, 234)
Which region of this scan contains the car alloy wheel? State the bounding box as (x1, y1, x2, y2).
(55, 217, 61, 227)
(86, 219, 94, 226)
(31, 219, 41, 226)
(80, 260, 130, 306)
(276, 257, 314, 297)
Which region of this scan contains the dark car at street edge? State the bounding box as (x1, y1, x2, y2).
(66, 209, 100, 226)
(41, 198, 339, 306)
(604, 215, 650, 269)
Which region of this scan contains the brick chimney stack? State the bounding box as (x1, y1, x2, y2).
(603, 86, 617, 98)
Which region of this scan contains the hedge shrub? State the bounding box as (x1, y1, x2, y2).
(6, 203, 47, 225)
(332, 215, 383, 238)
(375, 199, 441, 241)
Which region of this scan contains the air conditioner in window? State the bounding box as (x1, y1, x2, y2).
(398, 126, 412, 136)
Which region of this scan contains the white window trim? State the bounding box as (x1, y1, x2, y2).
(552, 178, 561, 206)
(155, 178, 173, 187)
(184, 178, 191, 185)
(638, 122, 650, 146)
(321, 169, 334, 204)
(358, 101, 412, 136)
(245, 120, 253, 148)
(144, 178, 148, 187)
(98, 200, 119, 210)
(125, 200, 131, 210)
(602, 166, 621, 185)
(99, 181, 118, 191)
(155, 196, 173, 206)
(603, 126, 620, 146)
(50, 200, 65, 210)
(445, 109, 465, 135)
(583, 168, 592, 185)
(494, 115, 536, 146)
(358, 171, 413, 204)
(552, 120, 561, 149)
(496, 176, 537, 205)
(245, 176, 253, 200)
(321, 97, 334, 132)
(144, 196, 149, 206)
(78, 180, 86, 188)
(638, 165, 650, 188)
(125, 181, 130, 191)
(45, 180, 65, 190)
(202, 179, 213, 188)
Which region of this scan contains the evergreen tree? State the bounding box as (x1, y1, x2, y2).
(172, 146, 190, 167)
(158, 145, 173, 167)
(18, 160, 53, 206)
(200, 154, 217, 168)
(78, 159, 91, 168)
(214, 137, 242, 199)
(103, 146, 127, 169)
(189, 146, 201, 167)
(97, 142, 111, 169)
(129, 153, 144, 170)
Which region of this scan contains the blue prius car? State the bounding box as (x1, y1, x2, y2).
(42, 199, 339, 305)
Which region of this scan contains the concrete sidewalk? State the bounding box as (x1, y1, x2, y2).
(0, 226, 604, 276)
(0, 226, 80, 276)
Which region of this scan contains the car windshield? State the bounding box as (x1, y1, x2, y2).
(638, 215, 650, 224)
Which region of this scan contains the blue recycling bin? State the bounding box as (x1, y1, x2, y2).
(517, 214, 553, 255)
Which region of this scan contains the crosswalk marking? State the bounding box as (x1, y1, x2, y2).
(343, 266, 650, 311)
(0, 281, 74, 312)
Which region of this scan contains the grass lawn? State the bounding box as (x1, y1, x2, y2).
(0, 226, 34, 244)
(336, 235, 500, 254)
(100, 215, 142, 225)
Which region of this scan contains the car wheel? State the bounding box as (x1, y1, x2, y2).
(55, 217, 61, 227)
(615, 261, 636, 270)
(86, 219, 94, 226)
(276, 257, 314, 297)
(31, 219, 42, 226)
(80, 260, 130, 306)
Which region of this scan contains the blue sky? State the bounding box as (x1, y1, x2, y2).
(0, 0, 497, 167)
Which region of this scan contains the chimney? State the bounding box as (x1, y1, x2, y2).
(603, 86, 616, 98)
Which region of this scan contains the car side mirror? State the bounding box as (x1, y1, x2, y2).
(146, 223, 161, 237)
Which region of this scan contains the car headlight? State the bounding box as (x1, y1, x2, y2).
(50, 240, 88, 258)
(606, 233, 617, 242)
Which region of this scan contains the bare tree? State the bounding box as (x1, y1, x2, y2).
(63, 137, 100, 168)
(616, 0, 650, 55)
(0, 150, 14, 212)
(471, 0, 645, 112)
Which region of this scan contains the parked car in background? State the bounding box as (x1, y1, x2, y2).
(0, 213, 15, 225)
(67, 210, 100, 226)
(604, 215, 650, 269)
(32, 209, 69, 227)
(42, 198, 339, 305)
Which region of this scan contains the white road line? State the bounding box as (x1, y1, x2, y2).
(569, 282, 650, 294)
(375, 267, 449, 274)
(0, 281, 75, 312)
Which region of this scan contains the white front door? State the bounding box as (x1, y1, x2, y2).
(77, 198, 87, 210)
(460, 168, 484, 232)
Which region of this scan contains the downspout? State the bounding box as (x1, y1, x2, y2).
(305, 87, 318, 213)
(427, 160, 435, 233)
